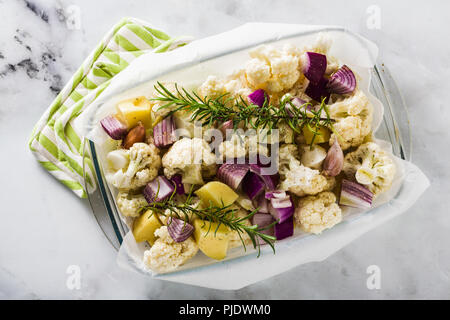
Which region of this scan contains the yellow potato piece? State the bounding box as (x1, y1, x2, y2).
(195, 181, 239, 208)
(302, 125, 331, 144)
(193, 219, 230, 260)
(116, 97, 152, 129)
(132, 210, 162, 245)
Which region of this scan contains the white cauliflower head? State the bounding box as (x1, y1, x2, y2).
(197, 75, 252, 105)
(343, 142, 396, 195)
(218, 133, 268, 160)
(279, 144, 335, 197)
(106, 143, 161, 191)
(197, 75, 226, 100)
(227, 207, 252, 249)
(162, 138, 217, 185)
(116, 191, 148, 217)
(328, 90, 373, 150)
(245, 45, 300, 93)
(295, 191, 342, 234)
(143, 226, 198, 273)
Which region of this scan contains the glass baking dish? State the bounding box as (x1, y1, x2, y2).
(82, 61, 411, 251)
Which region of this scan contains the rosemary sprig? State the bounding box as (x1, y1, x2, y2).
(140, 187, 277, 257)
(152, 82, 336, 147)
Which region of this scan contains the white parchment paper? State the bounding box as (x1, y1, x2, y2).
(74, 23, 429, 290)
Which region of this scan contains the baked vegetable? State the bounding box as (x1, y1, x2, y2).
(193, 219, 230, 260)
(133, 210, 163, 244)
(195, 181, 239, 207)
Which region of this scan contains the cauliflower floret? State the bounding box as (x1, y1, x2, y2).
(304, 33, 333, 55)
(224, 78, 253, 102)
(143, 226, 198, 273)
(218, 133, 268, 160)
(295, 192, 342, 234)
(106, 143, 161, 190)
(162, 138, 217, 185)
(198, 74, 253, 106)
(228, 207, 252, 249)
(219, 133, 247, 159)
(343, 142, 396, 195)
(116, 191, 147, 217)
(197, 76, 226, 100)
(328, 90, 373, 150)
(276, 123, 295, 144)
(245, 45, 300, 93)
(279, 144, 335, 196)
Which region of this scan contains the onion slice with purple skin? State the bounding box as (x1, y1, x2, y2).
(242, 172, 265, 200)
(302, 52, 327, 84)
(100, 115, 128, 140)
(170, 174, 185, 195)
(167, 217, 194, 242)
(153, 116, 177, 148)
(268, 193, 294, 224)
(143, 176, 175, 204)
(305, 77, 330, 102)
(253, 193, 269, 213)
(326, 65, 356, 94)
(286, 97, 308, 117)
(251, 213, 275, 245)
(265, 190, 287, 200)
(248, 89, 267, 107)
(217, 163, 249, 189)
(274, 215, 294, 240)
(340, 179, 373, 208)
(249, 164, 279, 191)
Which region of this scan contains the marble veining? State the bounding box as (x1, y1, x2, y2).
(0, 0, 448, 299)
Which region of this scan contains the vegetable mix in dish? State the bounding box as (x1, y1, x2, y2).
(99, 35, 396, 273)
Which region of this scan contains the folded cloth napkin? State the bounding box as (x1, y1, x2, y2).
(28, 17, 191, 198)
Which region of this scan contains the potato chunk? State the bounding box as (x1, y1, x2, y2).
(195, 181, 239, 208)
(133, 210, 162, 245)
(116, 97, 152, 129)
(302, 125, 331, 144)
(193, 219, 230, 260)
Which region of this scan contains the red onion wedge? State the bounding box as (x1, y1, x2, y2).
(274, 215, 294, 240)
(153, 116, 176, 148)
(252, 213, 275, 245)
(249, 164, 279, 191)
(143, 176, 175, 204)
(268, 193, 294, 224)
(100, 115, 128, 140)
(248, 89, 267, 107)
(170, 174, 185, 195)
(242, 172, 265, 200)
(265, 190, 287, 200)
(305, 77, 330, 103)
(167, 217, 194, 242)
(302, 52, 327, 84)
(217, 164, 249, 189)
(252, 193, 269, 213)
(286, 97, 308, 117)
(326, 65, 356, 94)
(340, 179, 373, 209)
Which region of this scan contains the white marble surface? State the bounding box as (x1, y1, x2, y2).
(0, 0, 448, 299)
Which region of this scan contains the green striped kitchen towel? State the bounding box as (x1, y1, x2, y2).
(28, 17, 191, 198)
